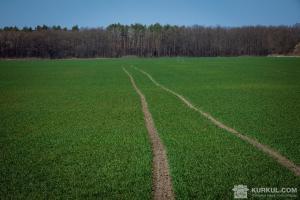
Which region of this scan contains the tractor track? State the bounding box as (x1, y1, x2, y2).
(123, 68, 175, 200)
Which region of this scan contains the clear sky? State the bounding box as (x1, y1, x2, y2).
(0, 0, 300, 28)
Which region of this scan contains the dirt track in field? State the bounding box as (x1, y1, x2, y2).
(123, 68, 175, 200)
(133, 66, 300, 177)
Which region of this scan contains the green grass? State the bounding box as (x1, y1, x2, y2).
(130, 57, 300, 165)
(126, 61, 300, 199)
(1, 57, 300, 199)
(0, 60, 152, 199)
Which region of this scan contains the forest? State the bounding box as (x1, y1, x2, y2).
(0, 23, 300, 58)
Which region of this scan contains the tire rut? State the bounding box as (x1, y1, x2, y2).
(123, 68, 175, 200)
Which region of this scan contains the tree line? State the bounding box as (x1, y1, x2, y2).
(0, 23, 300, 58)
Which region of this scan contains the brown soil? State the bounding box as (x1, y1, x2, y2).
(134, 67, 300, 177)
(123, 68, 175, 200)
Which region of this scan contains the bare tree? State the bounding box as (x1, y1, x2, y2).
(0, 24, 299, 58)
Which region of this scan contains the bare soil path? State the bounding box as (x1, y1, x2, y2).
(133, 66, 300, 177)
(123, 68, 175, 200)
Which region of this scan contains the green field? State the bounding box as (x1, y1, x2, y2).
(1, 57, 300, 199)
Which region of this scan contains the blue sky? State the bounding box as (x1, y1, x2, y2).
(1, 0, 300, 28)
